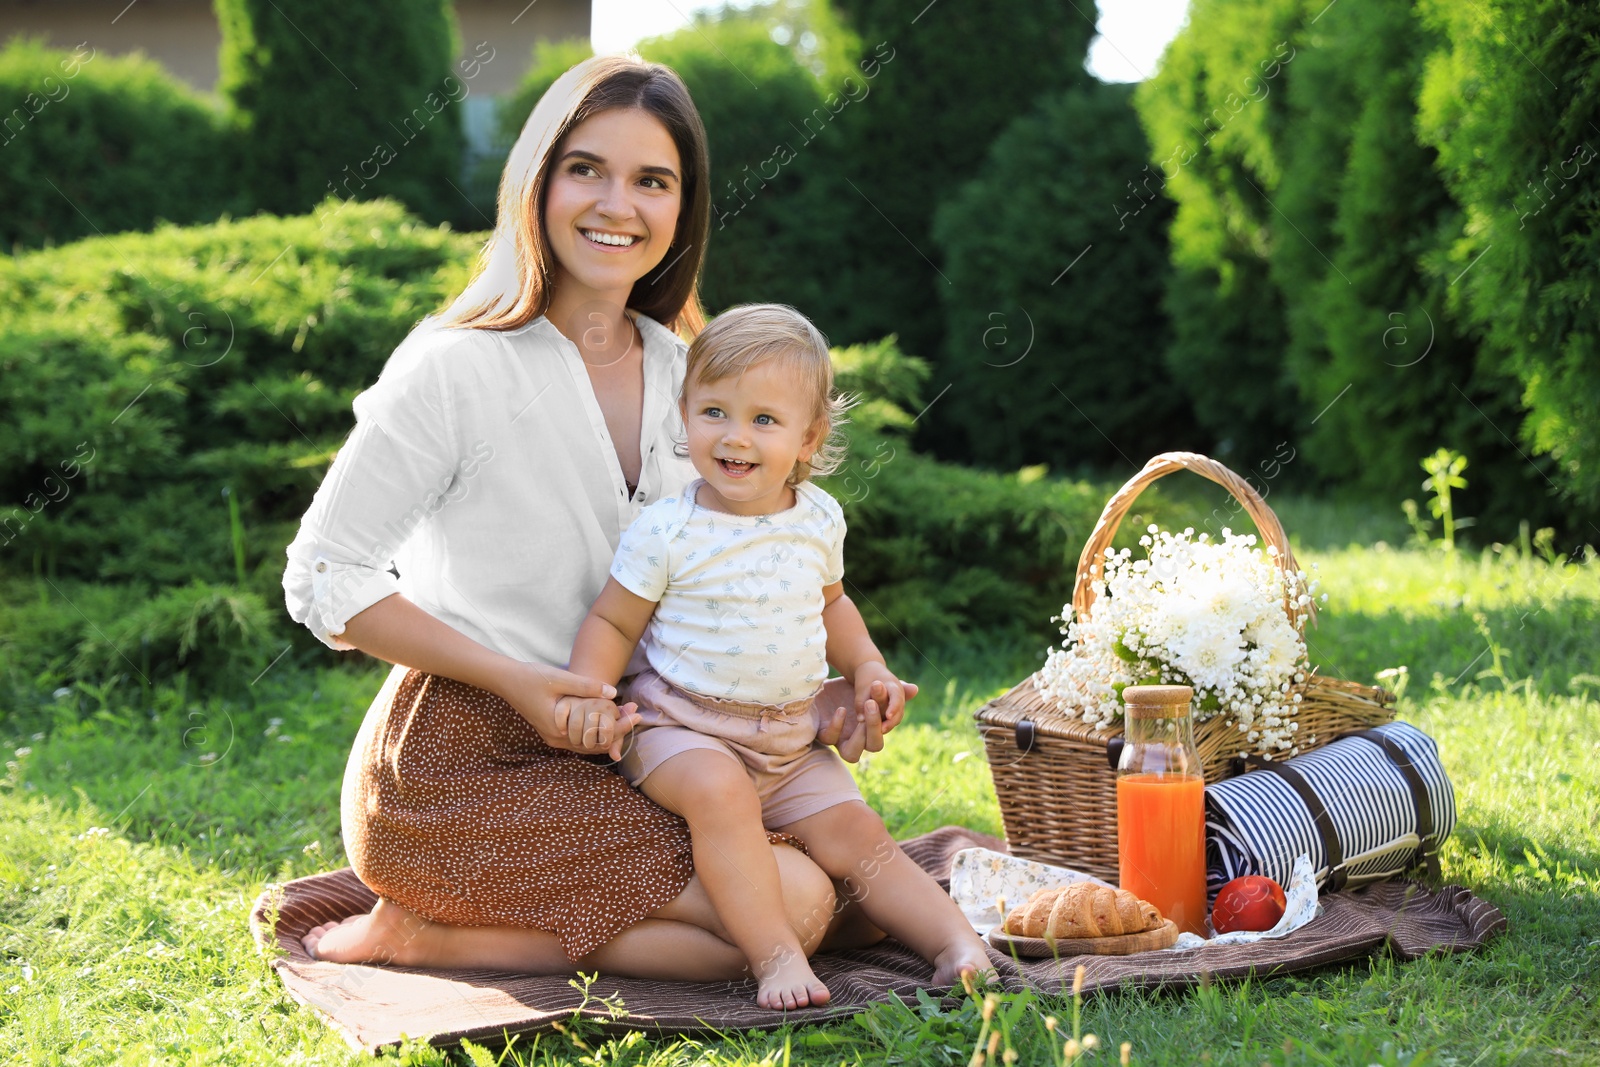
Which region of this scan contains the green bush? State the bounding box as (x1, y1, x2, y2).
(811, 0, 1094, 366)
(70, 580, 280, 693)
(0, 38, 237, 249)
(0, 574, 291, 721)
(0, 200, 477, 600)
(822, 336, 1194, 650)
(1135, 0, 1596, 533)
(216, 0, 465, 225)
(1268, 0, 1557, 531)
(1132, 0, 1304, 467)
(929, 83, 1195, 472)
(1, 200, 1175, 691)
(1417, 0, 1600, 507)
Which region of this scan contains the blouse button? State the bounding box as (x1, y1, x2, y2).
(315, 561, 328, 573)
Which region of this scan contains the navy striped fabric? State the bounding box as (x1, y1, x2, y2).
(1205, 722, 1456, 895)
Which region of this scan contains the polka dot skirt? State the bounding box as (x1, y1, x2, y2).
(342, 669, 804, 961)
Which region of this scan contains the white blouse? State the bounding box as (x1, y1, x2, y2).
(282, 311, 697, 677)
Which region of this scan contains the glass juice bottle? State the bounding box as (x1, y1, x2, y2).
(1116, 684, 1208, 936)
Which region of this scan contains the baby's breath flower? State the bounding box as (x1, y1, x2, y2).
(1037, 527, 1316, 756)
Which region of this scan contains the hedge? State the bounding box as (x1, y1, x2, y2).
(929, 83, 1196, 473)
(0, 38, 237, 250)
(0, 201, 1176, 700)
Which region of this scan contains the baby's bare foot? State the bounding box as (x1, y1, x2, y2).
(931, 935, 995, 989)
(301, 898, 436, 967)
(754, 951, 831, 1010)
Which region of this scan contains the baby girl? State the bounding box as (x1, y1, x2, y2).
(557, 303, 992, 1009)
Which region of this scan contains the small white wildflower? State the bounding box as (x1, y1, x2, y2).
(13, 748, 30, 758)
(1036, 527, 1314, 758)
(52, 687, 72, 700)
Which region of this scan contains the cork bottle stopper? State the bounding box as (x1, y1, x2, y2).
(1123, 684, 1194, 718)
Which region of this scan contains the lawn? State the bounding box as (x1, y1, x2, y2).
(0, 496, 1596, 1066)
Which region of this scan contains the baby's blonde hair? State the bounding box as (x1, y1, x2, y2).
(679, 303, 856, 486)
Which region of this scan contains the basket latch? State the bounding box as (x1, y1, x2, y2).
(1014, 720, 1037, 755)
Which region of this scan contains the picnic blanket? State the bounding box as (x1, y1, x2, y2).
(250, 826, 1506, 1052)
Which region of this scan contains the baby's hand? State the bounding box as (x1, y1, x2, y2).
(553, 695, 640, 761)
(817, 666, 916, 763)
(854, 660, 907, 731)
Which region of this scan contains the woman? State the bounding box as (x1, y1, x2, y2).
(283, 54, 907, 983)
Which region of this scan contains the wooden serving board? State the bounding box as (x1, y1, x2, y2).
(987, 918, 1180, 958)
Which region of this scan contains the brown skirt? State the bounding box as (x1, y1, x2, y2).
(341, 666, 803, 961)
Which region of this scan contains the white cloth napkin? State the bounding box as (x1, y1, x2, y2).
(1168, 853, 1320, 950)
(947, 847, 1321, 948)
(947, 847, 1113, 937)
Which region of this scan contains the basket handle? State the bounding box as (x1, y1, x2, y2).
(1071, 451, 1315, 630)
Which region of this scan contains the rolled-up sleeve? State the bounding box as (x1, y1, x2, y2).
(283, 336, 462, 651)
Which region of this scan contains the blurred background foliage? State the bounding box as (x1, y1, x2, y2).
(216, 0, 465, 222)
(1, 0, 1597, 706)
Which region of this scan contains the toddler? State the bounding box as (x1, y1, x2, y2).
(557, 303, 992, 1009)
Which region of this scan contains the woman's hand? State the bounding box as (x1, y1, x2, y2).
(552, 695, 640, 761)
(498, 661, 638, 757)
(816, 669, 918, 763)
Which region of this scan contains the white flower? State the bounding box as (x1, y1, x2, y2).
(1037, 527, 1316, 757)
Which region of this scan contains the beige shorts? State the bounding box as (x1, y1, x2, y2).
(616, 667, 863, 828)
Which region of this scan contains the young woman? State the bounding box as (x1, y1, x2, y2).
(285, 54, 911, 980)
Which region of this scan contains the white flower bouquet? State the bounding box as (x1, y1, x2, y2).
(1037, 525, 1323, 758)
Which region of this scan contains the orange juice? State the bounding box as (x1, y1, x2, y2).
(1117, 772, 1208, 936)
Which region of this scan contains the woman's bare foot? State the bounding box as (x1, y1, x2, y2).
(301, 898, 438, 966)
(754, 950, 832, 1010)
(931, 936, 995, 989)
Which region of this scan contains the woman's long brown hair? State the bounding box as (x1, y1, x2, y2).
(443, 55, 710, 338)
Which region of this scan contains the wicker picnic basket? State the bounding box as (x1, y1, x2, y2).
(974, 452, 1396, 882)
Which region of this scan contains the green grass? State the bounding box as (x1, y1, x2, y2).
(1, 501, 1597, 1065)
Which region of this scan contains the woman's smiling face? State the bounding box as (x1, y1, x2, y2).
(543, 107, 683, 302)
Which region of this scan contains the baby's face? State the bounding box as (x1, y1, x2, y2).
(680, 360, 823, 516)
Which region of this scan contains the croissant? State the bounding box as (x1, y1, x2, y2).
(1002, 883, 1163, 939)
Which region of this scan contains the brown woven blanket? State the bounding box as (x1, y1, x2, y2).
(250, 826, 1505, 1052)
